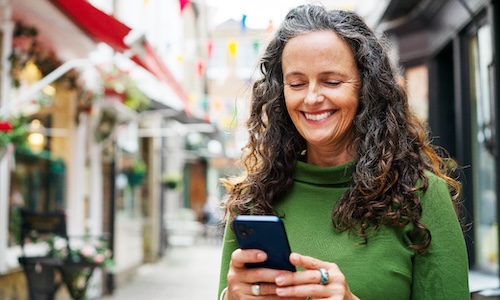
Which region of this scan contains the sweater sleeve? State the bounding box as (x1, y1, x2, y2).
(411, 174, 470, 299)
(217, 218, 239, 299)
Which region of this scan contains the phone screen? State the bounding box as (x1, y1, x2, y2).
(233, 215, 296, 272)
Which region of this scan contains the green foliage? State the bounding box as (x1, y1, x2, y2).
(0, 115, 29, 149)
(161, 172, 183, 190)
(132, 159, 146, 173)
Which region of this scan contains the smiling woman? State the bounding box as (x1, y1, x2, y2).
(282, 30, 360, 167)
(217, 4, 469, 300)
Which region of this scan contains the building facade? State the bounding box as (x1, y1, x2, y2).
(0, 0, 209, 298)
(377, 0, 500, 293)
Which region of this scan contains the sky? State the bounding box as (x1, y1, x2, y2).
(204, 0, 374, 29)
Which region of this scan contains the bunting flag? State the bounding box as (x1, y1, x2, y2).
(227, 40, 237, 58)
(184, 93, 239, 130)
(241, 14, 247, 32)
(179, 0, 191, 13)
(266, 20, 274, 33)
(252, 40, 260, 53)
(201, 94, 210, 122)
(207, 40, 214, 58)
(196, 59, 206, 77)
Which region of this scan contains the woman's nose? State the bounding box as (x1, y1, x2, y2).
(304, 84, 324, 104)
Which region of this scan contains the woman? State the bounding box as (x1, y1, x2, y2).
(218, 4, 469, 300)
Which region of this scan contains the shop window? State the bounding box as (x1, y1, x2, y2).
(469, 23, 497, 273)
(7, 114, 66, 247)
(8, 153, 66, 247)
(405, 65, 429, 122)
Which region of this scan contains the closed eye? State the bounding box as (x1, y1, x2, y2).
(287, 82, 306, 88)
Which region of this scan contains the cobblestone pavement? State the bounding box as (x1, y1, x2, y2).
(102, 239, 223, 300)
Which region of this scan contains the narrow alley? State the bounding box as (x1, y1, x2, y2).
(103, 238, 223, 300)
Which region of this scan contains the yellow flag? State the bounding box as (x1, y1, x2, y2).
(228, 41, 237, 57)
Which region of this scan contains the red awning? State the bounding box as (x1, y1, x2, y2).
(49, 0, 188, 105)
(130, 42, 189, 110)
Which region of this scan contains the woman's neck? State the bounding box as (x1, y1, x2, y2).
(305, 146, 355, 167)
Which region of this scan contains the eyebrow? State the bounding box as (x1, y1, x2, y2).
(283, 70, 348, 79)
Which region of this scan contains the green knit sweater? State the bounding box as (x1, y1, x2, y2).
(218, 161, 469, 299)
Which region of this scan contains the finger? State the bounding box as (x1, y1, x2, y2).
(276, 283, 329, 299)
(289, 252, 326, 270)
(275, 268, 327, 287)
(228, 264, 292, 293)
(230, 248, 267, 269)
(256, 271, 302, 296)
(254, 283, 304, 300)
(255, 282, 277, 296)
(231, 282, 301, 300)
(275, 270, 339, 299)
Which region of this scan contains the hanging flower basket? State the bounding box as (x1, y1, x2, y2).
(100, 67, 151, 111)
(104, 88, 125, 103)
(124, 170, 145, 187)
(93, 108, 119, 143)
(161, 172, 182, 190)
(122, 159, 147, 187)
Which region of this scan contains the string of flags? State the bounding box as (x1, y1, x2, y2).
(187, 93, 239, 129)
(174, 38, 262, 77)
(142, 0, 273, 126)
(175, 0, 274, 33)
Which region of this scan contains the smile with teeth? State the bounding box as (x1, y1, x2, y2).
(304, 110, 335, 121)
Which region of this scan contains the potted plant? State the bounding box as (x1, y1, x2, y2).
(161, 172, 182, 190)
(47, 235, 115, 299)
(123, 158, 147, 187)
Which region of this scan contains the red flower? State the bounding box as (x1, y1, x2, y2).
(0, 121, 13, 132)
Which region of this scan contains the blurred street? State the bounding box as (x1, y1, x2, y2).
(103, 238, 223, 300)
(2, 0, 496, 299)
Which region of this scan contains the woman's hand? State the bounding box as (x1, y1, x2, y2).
(225, 248, 301, 300)
(274, 253, 360, 300)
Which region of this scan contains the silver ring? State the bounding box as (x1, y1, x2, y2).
(251, 284, 261, 296)
(319, 268, 329, 285)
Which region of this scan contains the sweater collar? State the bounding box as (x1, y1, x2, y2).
(294, 160, 355, 186)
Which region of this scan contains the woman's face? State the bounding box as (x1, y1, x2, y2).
(282, 30, 360, 156)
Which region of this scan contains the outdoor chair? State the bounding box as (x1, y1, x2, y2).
(18, 209, 105, 300)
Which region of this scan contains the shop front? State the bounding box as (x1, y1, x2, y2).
(378, 0, 500, 293)
(0, 0, 191, 298)
(0, 0, 99, 297)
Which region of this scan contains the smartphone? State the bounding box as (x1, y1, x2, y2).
(233, 215, 296, 272)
